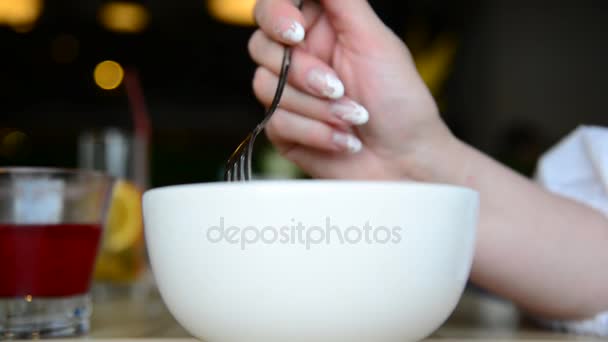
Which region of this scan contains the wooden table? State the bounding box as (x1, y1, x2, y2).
(79, 273, 603, 341)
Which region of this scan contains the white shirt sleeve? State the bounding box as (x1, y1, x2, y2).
(534, 125, 608, 337)
(534, 312, 608, 337)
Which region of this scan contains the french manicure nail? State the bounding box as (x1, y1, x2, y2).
(275, 18, 305, 43)
(331, 100, 370, 125)
(308, 69, 345, 99)
(333, 132, 363, 154)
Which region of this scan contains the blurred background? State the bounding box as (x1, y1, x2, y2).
(1, 0, 607, 186)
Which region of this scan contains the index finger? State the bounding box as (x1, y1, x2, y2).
(254, 0, 306, 45)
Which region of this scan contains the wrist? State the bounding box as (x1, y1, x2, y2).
(401, 132, 474, 187)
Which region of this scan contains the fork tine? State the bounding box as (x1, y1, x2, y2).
(244, 146, 251, 181)
(232, 162, 238, 182)
(226, 157, 236, 182)
(239, 154, 246, 181)
(238, 156, 244, 181)
(246, 134, 256, 181)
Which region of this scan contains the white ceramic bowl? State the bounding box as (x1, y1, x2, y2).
(143, 181, 479, 342)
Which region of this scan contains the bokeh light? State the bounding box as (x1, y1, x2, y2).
(0, 0, 43, 32)
(94, 60, 125, 90)
(207, 0, 256, 26)
(50, 34, 80, 64)
(99, 1, 149, 34)
(0, 130, 28, 157)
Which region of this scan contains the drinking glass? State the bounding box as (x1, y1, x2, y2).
(78, 128, 147, 285)
(0, 167, 114, 338)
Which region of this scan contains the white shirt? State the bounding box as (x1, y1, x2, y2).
(535, 125, 608, 337)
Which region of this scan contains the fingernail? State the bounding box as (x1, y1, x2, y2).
(308, 69, 345, 99)
(333, 132, 363, 154)
(275, 18, 305, 43)
(331, 100, 370, 125)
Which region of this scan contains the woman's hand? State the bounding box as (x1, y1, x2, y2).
(249, 0, 455, 180)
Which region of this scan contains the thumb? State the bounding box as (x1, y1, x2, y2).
(318, 0, 387, 37)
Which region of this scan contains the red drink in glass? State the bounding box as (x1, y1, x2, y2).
(0, 223, 102, 298)
(0, 167, 113, 338)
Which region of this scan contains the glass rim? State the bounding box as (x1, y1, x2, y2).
(0, 166, 114, 181)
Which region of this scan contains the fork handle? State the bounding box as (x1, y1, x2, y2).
(257, 0, 304, 130)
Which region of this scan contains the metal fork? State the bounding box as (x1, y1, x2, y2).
(224, 0, 303, 182)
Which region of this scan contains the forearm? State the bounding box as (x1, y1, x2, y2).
(417, 137, 608, 319)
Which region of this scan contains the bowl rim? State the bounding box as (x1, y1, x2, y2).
(143, 179, 478, 199)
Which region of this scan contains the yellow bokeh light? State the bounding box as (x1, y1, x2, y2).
(207, 0, 256, 26)
(0, 130, 27, 157)
(99, 1, 149, 34)
(51, 34, 80, 64)
(94, 60, 124, 90)
(0, 0, 43, 30)
(25, 295, 32, 302)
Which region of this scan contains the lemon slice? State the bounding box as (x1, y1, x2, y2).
(104, 179, 143, 253)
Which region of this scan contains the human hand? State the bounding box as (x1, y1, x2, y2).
(250, 2, 608, 323)
(250, 0, 456, 180)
